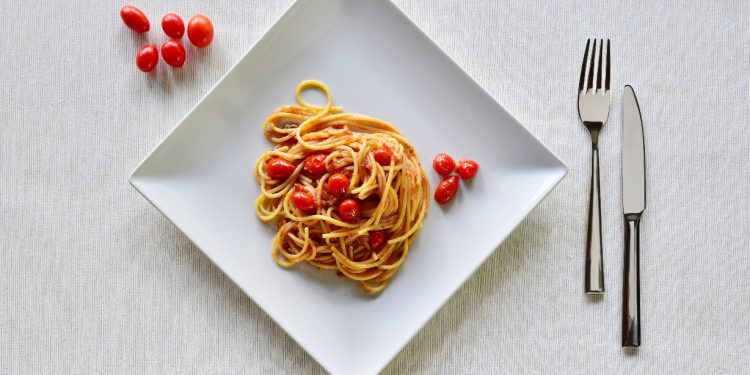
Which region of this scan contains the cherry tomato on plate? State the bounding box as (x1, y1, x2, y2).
(291, 191, 316, 213)
(456, 160, 479, 180)
(120, 5, 150, 32)
(372, 147, 392, 166)
(160, 40, 186, 68)
(266, 158, 296, 180)
(327, 173, 349, 197)
(187, 14, 214, 48)
(432, 153, 455, 176)
(135, 44, 158, 72)
(369, 230, 387, 251)
(304, 154, 327, 177)
(434, 175, 459, 204)
(162, 13, 185, 39)
(338, 199, 361, 222)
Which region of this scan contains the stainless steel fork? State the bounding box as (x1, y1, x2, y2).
(578, 39, 611, 294)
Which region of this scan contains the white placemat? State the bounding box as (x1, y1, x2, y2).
(1, 1, 748, 373)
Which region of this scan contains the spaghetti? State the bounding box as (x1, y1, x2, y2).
(254, 80, 430, 293)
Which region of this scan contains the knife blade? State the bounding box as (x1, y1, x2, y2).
(621, 85, 645, 348)
(622, 85, 646, 215)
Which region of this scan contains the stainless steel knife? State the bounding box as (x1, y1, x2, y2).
(621, 85, 646, 348)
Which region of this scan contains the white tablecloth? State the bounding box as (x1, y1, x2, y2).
(2, 1, 749, 373)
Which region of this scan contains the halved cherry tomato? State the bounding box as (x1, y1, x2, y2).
(161, 40, 186, 68)
(456, 160, 479, 180)
(120, 5, 150, 32)
(187, 14, 214, 48)
(432, 153, 455, 176)
(327, 173, 349, 197)
(372, 147, 392, 166)
(266, 158, 295, 180)
(135, 44, 158, 72)
(338, 199, 361, 222)
(292, 191, 316, 213)
(434, 175, 459, 204)
(304, 154, 327, 177)
(161, 13, 185, 39)
(369, 230, 387, 251)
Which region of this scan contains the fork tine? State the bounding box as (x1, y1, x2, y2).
(596, 39, 603, 90)
(587, 39, 596, 91)
(605, 39, 611, 91)
(578, 39, 590, 93)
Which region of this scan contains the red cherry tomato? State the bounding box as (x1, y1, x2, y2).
(135, 44, 158, 72)
(160, 40, 186, 68)
(327, 173, 349, 197)
(456, 160, 480, 180)
(432, 153, 456, 176)
(338, 199, 361, 222)
(266, 158, 296, 180)
(369, 230, 387, 251)
(372, 147, 392, 166)
(187, 14, 214, 48)
(304, 154, 327, 177)
(161, 13, 185, 39)
(291, 191, 316, 213)
(434, 175, 459, 204)
(120, 5, 150, 32)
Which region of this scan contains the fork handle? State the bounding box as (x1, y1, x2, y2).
(585, 144, 605, 294)
(622, 216, 641, 348)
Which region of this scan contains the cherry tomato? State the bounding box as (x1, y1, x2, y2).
(187, 14, 214, 48)
(434, 175, 459, 204)
(372, 147, 392, 166)
(338, 199, 361, 222)
(456, 160, 480, 180)
(135, 44, 158, 72)
(120, 5, 150, 32)
(291, 191, 316, 213)
(161, 13, 185, 39)
(369, 230, 387, 251)
(266, 158, 296, 180)
(327, 173, 349, 197)
(432, 153, 456, 176)
(304, 154, 327, 177)
(161, 40, 186, 68)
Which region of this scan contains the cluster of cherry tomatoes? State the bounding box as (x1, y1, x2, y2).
(120, 5, 214, 72)
(432, 153, 479, 205)
(266, 146, 396, 250)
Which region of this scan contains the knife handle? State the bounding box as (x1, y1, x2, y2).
(585, 145, 605, 294)
(622, 216, 641, 348)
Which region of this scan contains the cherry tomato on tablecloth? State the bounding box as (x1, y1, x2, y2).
(162, 13, 185, 39)
(120, 5, 150, 32)
(135, 44, 158, 72)
(161, 40, 186, 68)
(187, 14, 214, 48)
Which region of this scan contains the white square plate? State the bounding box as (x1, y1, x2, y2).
(130, 0, 567, 373)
